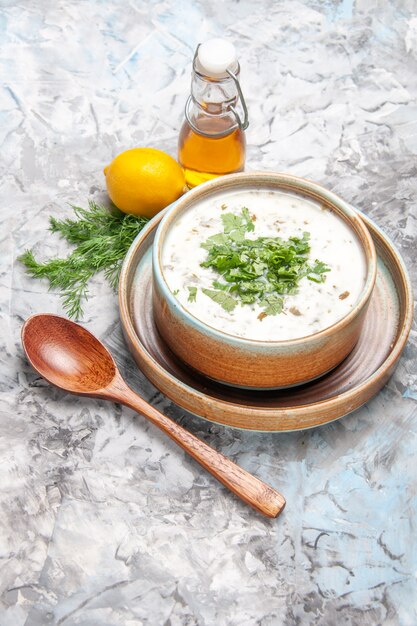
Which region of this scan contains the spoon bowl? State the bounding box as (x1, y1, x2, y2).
(21, 313, 286, 518)
(22, 314, 116, 393)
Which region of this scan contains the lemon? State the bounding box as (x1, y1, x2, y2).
(104, 148, 186, 218)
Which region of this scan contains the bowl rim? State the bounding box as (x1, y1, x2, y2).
(152, 171, 378, 348)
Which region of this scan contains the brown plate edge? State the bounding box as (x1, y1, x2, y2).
(118, 209, 413, 432)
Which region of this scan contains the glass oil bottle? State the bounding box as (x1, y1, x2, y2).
(178, 39, 249, 188)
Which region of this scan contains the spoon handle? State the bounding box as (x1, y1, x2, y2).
(110, 381, 285, 518)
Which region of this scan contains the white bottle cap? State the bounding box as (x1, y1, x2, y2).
(197, 38, 237, 76)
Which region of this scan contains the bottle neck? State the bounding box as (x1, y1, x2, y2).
(186, 68, 242, 138)
(191, 71, 240, 115)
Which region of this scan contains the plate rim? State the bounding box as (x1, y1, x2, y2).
(119, 207, 413, 431)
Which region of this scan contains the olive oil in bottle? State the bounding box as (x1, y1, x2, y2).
(178, 38, 249, 188)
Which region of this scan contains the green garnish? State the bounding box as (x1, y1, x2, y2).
(198, 208, 330, 315)
(19, 201, 149, 319)
(259, 293, 284, 316)
(187, 286, 197, 302)
(202, 288, 237, 312)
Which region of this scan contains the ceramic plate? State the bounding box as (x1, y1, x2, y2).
(119, 210, 413, 432)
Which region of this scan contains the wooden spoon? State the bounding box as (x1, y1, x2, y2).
(21, 314, 285, 518)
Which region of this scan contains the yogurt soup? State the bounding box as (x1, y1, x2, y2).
(161, 189, 367, 341)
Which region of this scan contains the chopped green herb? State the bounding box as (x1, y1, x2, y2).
(200, 232, 228, 250)
(307, 260, 330, 283)
(202, 288, 237, 313)
(259, 294, 284, 316)
(173, 289, 179, 296)
(219, 206, 255, 243)
(212, 280, 229, 291)
(187, 286, 197, 302)
(198, 208, 330, 315)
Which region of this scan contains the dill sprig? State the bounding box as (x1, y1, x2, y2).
(19, 201, 149, 319)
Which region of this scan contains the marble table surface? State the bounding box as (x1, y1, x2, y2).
(1, 1, 416, 624)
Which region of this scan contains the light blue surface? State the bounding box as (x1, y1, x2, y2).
(1, 1, 416, 625)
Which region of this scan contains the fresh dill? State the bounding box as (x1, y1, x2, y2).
(19, 201, 149, 319)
